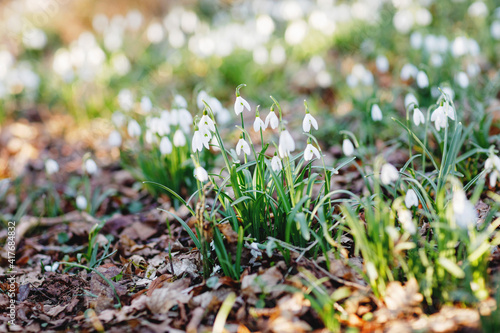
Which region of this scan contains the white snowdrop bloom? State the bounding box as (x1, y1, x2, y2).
(173, 129, 186, 147)
(381, 163, 399, 185)
(253, 116, 267, 132)
(278, 130, 295, 158)
(84, 159, 98, 175)
(430, 53, 443, 68)
(400, 63, 418, 81)
(23, 28, 47, 50)
(177, 109, 193, 133)
(285, 20, 308, 45)
(404, 93, 419, 109)
(371, 104, 383, 121)
(431, 101, 455, 131)
(44, 262, 60, 272)
(342, 139, 355, 156)
(118, 89, 134, 111)
(265, 111, 279, 129)
(455, 72, 469, 89)
(144, 130, 157, 145)
(174, 94, 188, 108)
(452, 189, 477, 229)
(304, 144, 321, 161)
(405, 189, 419, 208)
(398, 209, 416, 235)
(108, 130, 122, 147)
(140, 96, 153, 113)
(147, 22, 164, 43)
(194, 166, 209, 182)
(415, 8, 432, 26)
(126, 9, 143, 31)
(159, 136, 173, 155)
(491, 21, 500, 40)
(112, 111, 126, 127)
(452, 36, 469, 57)
(234, 96, 251, 115)
(45, 159, 59, 175)
(413, 108, 425, 126)
(191, 128, 210, 152)
(468, 1, 488, 18)
(376, 55, 389, 73)
(416, 71, 429, 88)
(127, 119, 141, 137)
(316, 71, 332, 88)
(271, 155, 282, 172)
(76, 195, 88, 210)
(485, 155, 500, 187)
(236, 138, 251, 156)
(302, 113, 318, 132)
(198, 113, 215, 133)
(393, 9, 414, 34)
(410, 31, 423, 49)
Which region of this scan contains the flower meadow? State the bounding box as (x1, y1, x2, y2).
(1, 0, 500, 331)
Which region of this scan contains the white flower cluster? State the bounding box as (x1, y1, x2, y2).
(0, 50, 40, 100)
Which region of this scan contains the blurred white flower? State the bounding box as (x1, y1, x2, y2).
(127, 119, 141, 137)
(393, 9, 414, 34)
(371, 104, 383, 121)
(413, 108, 425, 126)
(485, 155, 500, 187)
(84, 158, 98, 175)
(271, 155, 282, 172)
(108, 130, 122, 147)
(160, 136, 173, 155)
(416, 71, 429, 88)
(404, 93, 419, 109)
(177, 108, 193, 133)
(405, 189, 419, 208)
(400, 63, 418, 81)
(112, 111, 126, 127)
(173, 129, 186, 147)
(118, 89, 134, 111)
(76, 195, 88, 210)
(140, 96, 153, 113)
(491, 21, 500, 40)
(236, 138, 251, 156)
(452, 189, 477, 229)
(342, 139, 354, 156)
(381, 163, 399, 185)
(23, 28, 47, 50)
(265, 111, 279, 129)
(147, 22, 164, 43)
(111, 53, 131, 76)
(234, 96, 251, 115)
(455, 72, 469, 89)
(410, 32, 423, 49)
(45, 159, 59, 175)
(174, 94, 188, 108)
(194, 166, 209, 182)
(376, 55, 389, 73)
(302, 113, 318, 132)
(278, 130, 295, 158)
(398, 209, 416, 235)
(304, 143, 321, 161)
(431, 101, 455, 131)
(44, 262, 59, 272)
(468, 1, 488, 18)
(192, 128, 210, 152)
(253, 116, 266, 132)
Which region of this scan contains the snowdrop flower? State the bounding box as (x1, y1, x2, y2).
(140, 96, 152, 113)
(253, 108, 267, 132)
(210, 136, 220, 151)
(400, 63, 418, 81)
(404, 93, 418, 110)
(405, 189, 419, 208)
(265, 109, 279, 129)
(278, 130, 295, 158)
(302, 112, 318, 132)
(174, 94, 188, 108)
(194, 166, 209, 182)
(381, 163, 399, 185)
(376, 55, 389, 73)
(84, 158, 98, 175)
(431, 101, 455, 131)
(236, 137, 251, 156)
(45, 159, 59, 175)
(44, 261, 59, 272)
(127, 119, 141, 137)
(371, 104, 383, 121)
(192, 127, 210, 152)
(416, 71, 429, 88)
(76, 195, 88, 210)
(108, 130, 122, 147)
(271, 154, 282, 172)
(198, 110, 215, 133)
(452, 189, 477, 229)
(304, 142, 321, 161)
(160, 136, 173, 155)
(118, 89, 134, 111)
(173, 129, 186, 147)
(234, 85, 251, 115)
(342, 139, 355, 156)
(398, 209, 416, 235)
(485, 155, 500, 187)
(455, 72, 469, 89)
(413, 108, 425, 126)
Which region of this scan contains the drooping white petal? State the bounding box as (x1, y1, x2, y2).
(236, 138, 251, 156)
(84, 159, 98, 175)
(234, 96, 251, 115)
(413, 108, 425, 126)
(127, 119, 141, 137)
(160, 136, 173, 155)
(278, 130, 295, 158)
(304, 144, 321, 161)
(173, 129, 186, 147)
(271, 156, 282, 172)
(265, 111, 279, 129)
(302, 114, 318, 132)
(253, 116, 267, 132)
(371, 104, 383, 121)
(76, 195, 88, 210)
(194, 166, 209, 182)
(381, 163, 399, 185)
(199, 114, 215, 132)
(342, 139, 354, 156)
(45, 159, 59, 175)
(405, 189, 419, 208)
